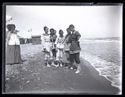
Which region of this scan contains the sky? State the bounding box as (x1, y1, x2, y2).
(6, 5, 123, 38)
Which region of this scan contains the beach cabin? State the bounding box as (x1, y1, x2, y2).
(31, 35, 41, 45)
(19, 38, 32, 44)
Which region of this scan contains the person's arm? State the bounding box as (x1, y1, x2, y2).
(6, 31, 11, 44)
(62, 37, 66, 44)
(41, 34, 45, 48)
(76, 31, 81, 41)
(67, 35, 72, 43)
(55, 37, 59, 45)
(63, 35, 68, 44)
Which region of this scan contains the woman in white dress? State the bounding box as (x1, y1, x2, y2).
(6, 24, 22, 65)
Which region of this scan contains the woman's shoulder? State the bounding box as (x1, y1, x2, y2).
(75, 31, 80, 36)
(75, 30, 79, 33)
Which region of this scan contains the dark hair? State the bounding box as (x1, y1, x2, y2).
(59, 30, 63, 34)
(43, 26, 48, 30)
(59, 30, 64, 37)
(54, 30, 56, 33)
(69, 24, 74, 28)
(66, 28, 70, 32)
(7, 24, 16, 31)
(50, 28, 54, 32)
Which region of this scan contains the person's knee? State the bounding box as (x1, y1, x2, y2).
(76, 60, 80, 64)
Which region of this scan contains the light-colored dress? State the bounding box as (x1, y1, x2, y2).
(56, 36, 65, 60)
(42, 33, 51, 52)
(56, 36, 65, 49)
(6, 32, 22, 64)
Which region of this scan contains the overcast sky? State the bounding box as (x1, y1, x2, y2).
(6, 5, 122, 38)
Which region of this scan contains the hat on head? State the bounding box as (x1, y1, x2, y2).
(7, 24, 16, 31)
(69, 24, 74, 28)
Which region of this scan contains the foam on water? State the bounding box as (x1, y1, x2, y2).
(80, 52, 122, 93)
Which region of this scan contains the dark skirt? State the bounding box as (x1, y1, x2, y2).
(62, 51, 70, 63)
(70, 41, 81, 51)
(6, 45, 22, 65)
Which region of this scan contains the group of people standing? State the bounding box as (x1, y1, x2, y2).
(42, 24, 81, 74)
(6, 23, 82, 74)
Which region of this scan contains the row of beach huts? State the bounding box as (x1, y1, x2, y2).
(20, 35, 41, 45)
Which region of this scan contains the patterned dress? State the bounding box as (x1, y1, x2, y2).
(68, 31, 81, 54)
(56, 36, 65, 60)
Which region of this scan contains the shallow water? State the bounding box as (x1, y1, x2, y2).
(80, 39, 122, 93)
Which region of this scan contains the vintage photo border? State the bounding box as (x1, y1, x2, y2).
(2, 2, 123, 95)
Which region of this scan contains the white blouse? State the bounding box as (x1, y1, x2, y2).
(8, 33, 20, 45)
(42, 34, 50, 43)
(56, 36, 65, 44)
(56, 36, 65, 49)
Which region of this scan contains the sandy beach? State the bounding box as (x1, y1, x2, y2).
(5, 43, 120, 95)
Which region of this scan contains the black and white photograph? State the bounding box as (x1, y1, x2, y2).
(3, 3, 123, 95)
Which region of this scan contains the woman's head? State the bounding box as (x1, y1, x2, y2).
(69, 24, 75, 32)
(54, 30, 56, 34)
(59, 30, 64, 37)
(50, 28, 55, 35)
(66, 28, 71, 35)
(43, 26, 48, 33)
(7, 24, 16, 32)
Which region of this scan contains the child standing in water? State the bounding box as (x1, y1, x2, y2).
(56, 30, 65, 67)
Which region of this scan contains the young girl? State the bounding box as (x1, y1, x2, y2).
(42, 26, 51, 67)
(56, 30, 65, 67)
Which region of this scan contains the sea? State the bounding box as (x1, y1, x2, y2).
(80, 38, 122, 94)
(20, 38, 122, 94)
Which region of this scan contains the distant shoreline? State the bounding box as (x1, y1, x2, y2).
(83, 37, 121, 41)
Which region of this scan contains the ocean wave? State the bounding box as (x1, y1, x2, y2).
(80, 52, 122, 92)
